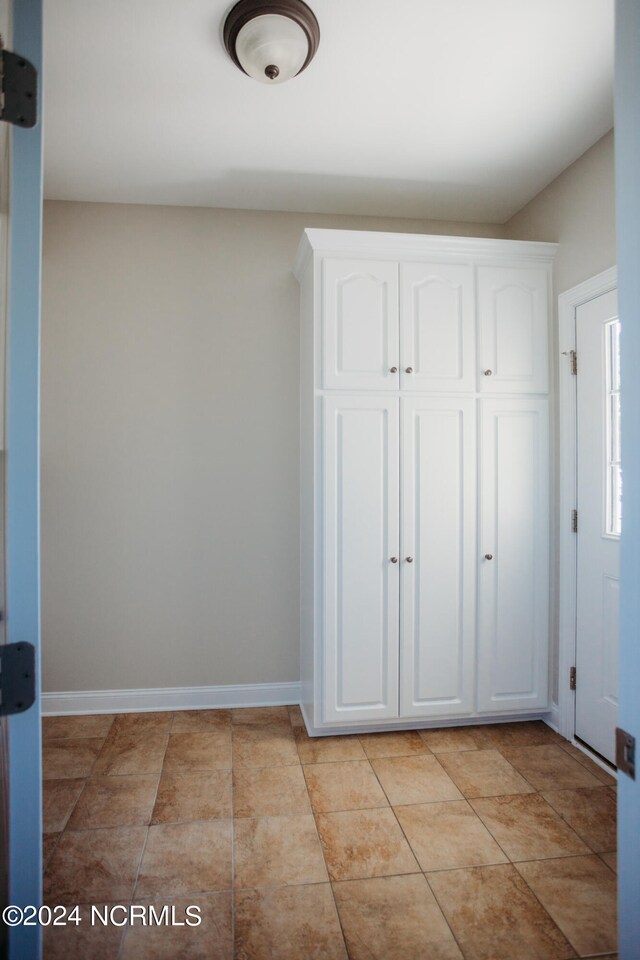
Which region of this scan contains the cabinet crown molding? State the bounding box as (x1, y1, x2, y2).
(293, 228, 558, 280)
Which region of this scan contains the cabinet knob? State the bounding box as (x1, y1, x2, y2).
(484, 553, 493, 560)
(405, 366, 413, 374)
(390, 366, 398, 374)
(390, 557, 398, 564)
(406, 556, 414, 563)
(484, 369, 493, 376)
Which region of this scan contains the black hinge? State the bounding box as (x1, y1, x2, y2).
(0, 36, 38, 128)
(616, 727, 636, 779)
(569, 666, 576, 691)
(572, 509, 578, 533)
(0, 642, 36, 716)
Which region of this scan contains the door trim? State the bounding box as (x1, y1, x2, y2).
(557, 266, 617, 742)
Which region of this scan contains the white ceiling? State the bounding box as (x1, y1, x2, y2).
(43, 0, 614, 223)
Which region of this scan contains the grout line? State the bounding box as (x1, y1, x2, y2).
(421, 870, 470, 959)
(44, 714, 616, 959)
(510, 862, 585, 957)
(301, 745, 351, 957)
(230, 720, 236, 952)
(116, 713, 174, 960)
(358, 744, 464, 957)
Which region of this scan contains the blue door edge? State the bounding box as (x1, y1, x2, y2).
(615, 1, 640, 957)
(6, 0, 44, 957)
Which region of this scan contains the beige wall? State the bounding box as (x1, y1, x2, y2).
(505, 130, 616, 294)
(42, 130, 616, 697)
(505, 129, 617, 704)
(41, 202, 504, 692)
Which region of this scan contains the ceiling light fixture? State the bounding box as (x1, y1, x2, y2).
(223, 0, 320, 85)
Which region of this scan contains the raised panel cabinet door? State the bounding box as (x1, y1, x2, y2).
(477, 266, 549, 393)
(400, 262, 475, 392)
(400, 398, 477, 717)
(477, 399, 550, 712)
(322, 258, 399, 391)
(322, 395, 400, 723)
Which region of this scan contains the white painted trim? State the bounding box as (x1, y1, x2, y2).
(544, 701, 560, 733)
(300, 708, 557, 737)
(41, 682, 302, 716)
(293, 229, 557, 279)
(570, 739, 618, 780)
(557, 266, 618, 742)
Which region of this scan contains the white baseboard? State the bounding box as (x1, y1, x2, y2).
(41, 681, 302, 716)
(543, 701, 560, 732)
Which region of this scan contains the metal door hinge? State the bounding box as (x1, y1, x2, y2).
(616, 727, 636, 779)
(572, 509, 578, 533)
(569, 666, 577, 691)
(0, 642, 36, 716)
(569, 350, 577, 375)
(0, 35, 38, 128)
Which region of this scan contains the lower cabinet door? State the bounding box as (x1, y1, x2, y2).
(322, 395, 400, 723)
(477, 398, 550, 712)
(400, 397, 477, 717)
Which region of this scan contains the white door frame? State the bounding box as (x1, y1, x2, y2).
(557, 265, 618, 742)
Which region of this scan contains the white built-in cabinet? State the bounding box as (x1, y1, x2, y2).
(295, 229, 557, 734)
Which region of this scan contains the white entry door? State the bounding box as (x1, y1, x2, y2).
(575, 287, 620, 764)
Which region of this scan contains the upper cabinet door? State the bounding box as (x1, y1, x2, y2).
(322, 258, 399, 391)
(400, 262, 475, 392)
(477, 266, 549, 393)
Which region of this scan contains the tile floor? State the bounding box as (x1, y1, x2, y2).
(41, 708, 618, 959)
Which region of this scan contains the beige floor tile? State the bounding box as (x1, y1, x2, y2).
(395, 800, 508, 872)
(42, 715, 115, 742)
(136, 820, 232, 897)
(121, 893, 233, 959)
(233, 724, 300, 768)
(419, 727, 478, 754)
(93, 731, 169, 776)
(235, 883, 347, 960)
(233, 765, 311, 818)
(44, 826, 147, 904)
(162, 731, 232, 773)
(469, 721, 564, 749)
(333, 874, 463, 960)
(501, 745, 602, 792)
(428, 863, 574, 960)
(112, 712, 174, 734)
(358, 731, 430, 759)
(315, 807, 419, 881)
(516, 855, 617, 957)
(152, 770, 232, 823)
(304, 760, 388, 813)
(470, 794, 590, 861)
(559, 742, 618, 786)
(542, 785, 617, 853)
(43, 779, 85, 832)
(294, 729, 366, 764)
(43, 739, 104, 780)
(171, 709, 232, 732)
(43, 833, 61, 869)
(601, 850, 617, 872)
(43, 904, 125, 960)
(287, 705, 305, 728)
(67, 774, 159, 829)
(231, 706, 291, 726)
(371, 755, 463, 806)
(437, 748, 535, 798)
(234, 814, 327, 888)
